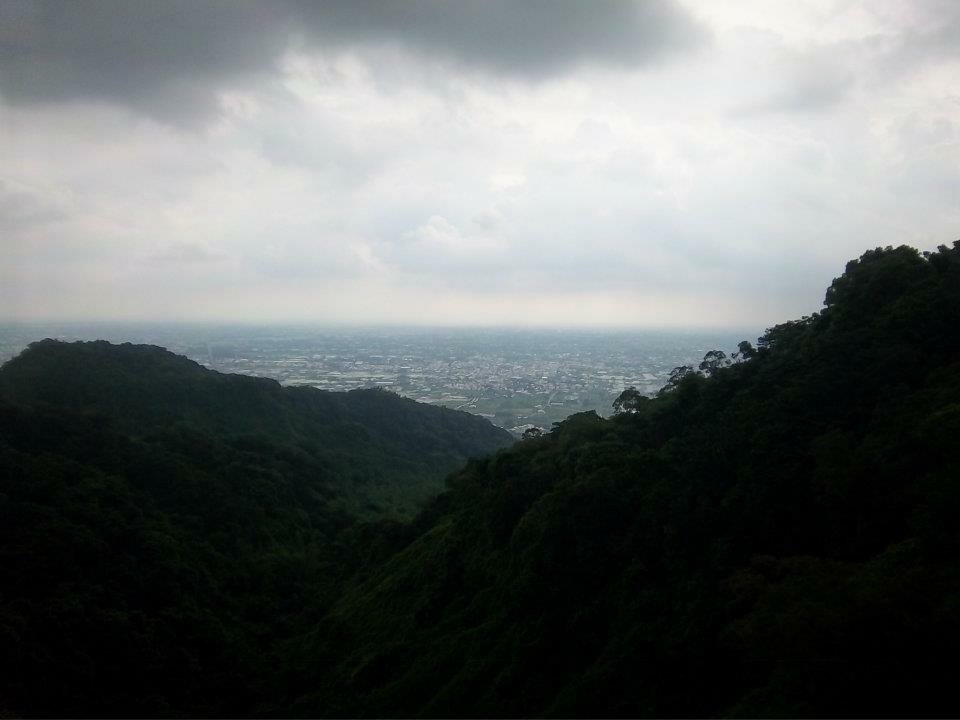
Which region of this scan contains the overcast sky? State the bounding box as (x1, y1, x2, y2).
(2, 0, 958, 328)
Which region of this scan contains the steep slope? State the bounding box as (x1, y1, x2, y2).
(4, 243, 959, 718)
(0, 342, 510, 717)
(287, 243, 960, 717)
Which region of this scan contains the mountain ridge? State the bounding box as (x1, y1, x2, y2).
(2, 242, 960, 717)
(0, 340, 511, 716)
(0, 338, 512, 519)
(281, 242, 960, 717)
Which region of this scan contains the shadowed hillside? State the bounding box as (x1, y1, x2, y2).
(2, 243, 959, 717)
(0, 343, 510, 717)
(282, 242, 960, 718)
(0, 339, 512, 518)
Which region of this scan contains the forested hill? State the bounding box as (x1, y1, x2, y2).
(0, 341, 509, 717)
(282, 243, 960, 718)
(0, 339, 512, 517)
(2, 243, 960, 718)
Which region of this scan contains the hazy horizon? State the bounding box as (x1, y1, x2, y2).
(0, 318, 767, 335)
(3, 1, 958, 327)
(0, 321, 758, 431)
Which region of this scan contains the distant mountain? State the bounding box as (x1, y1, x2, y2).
(284, 242, 960, 717)
(0, 341, 510, 717)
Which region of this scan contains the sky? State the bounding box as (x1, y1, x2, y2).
(2, 0, 958, 328)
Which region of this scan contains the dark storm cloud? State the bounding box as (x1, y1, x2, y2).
(0, 0, 703, 121)
(0, 0, 287, 121)
(288, 0, 704, 75)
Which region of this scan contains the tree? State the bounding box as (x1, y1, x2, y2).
(733, 340, 756, 362)
(659, 365, 694, 395)
(699, 350, 729, 376)
(612, 386, 646, 414)
(522, 427, 544, 440)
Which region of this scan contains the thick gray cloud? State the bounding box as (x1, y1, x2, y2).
(1, 1, 958, 327)
(288, 1, 704, 75)
(0, 1, 284, 121)
(0, 0, 703, 122)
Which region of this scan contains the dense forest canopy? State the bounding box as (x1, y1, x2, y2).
(1, 242, 959, 717)
(0, 347, 509, 716)
(0, 339, 512, 519)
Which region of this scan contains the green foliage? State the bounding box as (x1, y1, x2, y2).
(611, 386, 647, 414)
(0, 340, 511, 520)
(698, 349, 729, 375)
(286, 242, 960, 717)
(0, 343, 510, 717)
(4, 242, 960, 717)
(659, 364, 695, 395)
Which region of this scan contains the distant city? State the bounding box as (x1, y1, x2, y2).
(0, 324, 759, 435)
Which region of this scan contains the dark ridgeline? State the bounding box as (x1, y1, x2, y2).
(1, 242, 959, 717)
(0, 343, 510, 717)
(0, 339, 513, 519)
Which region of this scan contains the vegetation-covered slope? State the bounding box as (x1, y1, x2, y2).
(0, 340, 512, 517)
(0, 343, 509, 717)
(284, 243, 960, 717)
(3, 243, 959, 718)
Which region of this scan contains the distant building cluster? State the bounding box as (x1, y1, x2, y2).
(0, 324, 748, 436)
